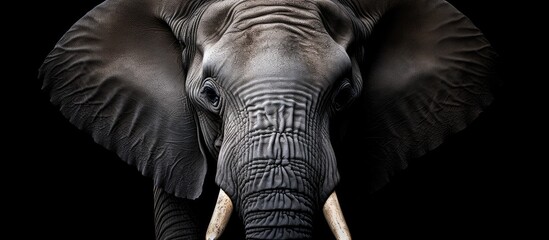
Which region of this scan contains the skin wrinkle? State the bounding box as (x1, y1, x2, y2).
(239, 133, 316, 180)
(245, 211, 314, 227)
(228, 0, 321, 32)
(211, 73, 332, 237)
(219, 92, 322, 158)
(237, 118, 324, 219)
(243, 192, 314, 212)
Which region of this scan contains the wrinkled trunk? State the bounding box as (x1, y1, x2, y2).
(242, 193, 315, 239)
(237, 131, 322, 239)
(215, 92, 340, 239)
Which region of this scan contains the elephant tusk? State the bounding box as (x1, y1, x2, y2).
(206, 189, 233, 240)
(323, 191, 352, 240)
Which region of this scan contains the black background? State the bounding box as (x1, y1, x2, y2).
(8, 0, 540, 239)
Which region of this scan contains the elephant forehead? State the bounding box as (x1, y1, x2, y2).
(228, 0, 324, 33)
(198, 0, 352, 91)
(203, 36, 350, 93)
(198, 0, 338, 47)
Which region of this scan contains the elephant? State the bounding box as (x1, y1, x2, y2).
(39, 0, 497, 239)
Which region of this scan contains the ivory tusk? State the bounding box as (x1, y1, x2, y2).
(206, 189, 233, 240)
(323, 191, 352, 240)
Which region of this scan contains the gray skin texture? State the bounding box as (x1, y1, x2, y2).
(40, 0, 496, 239)
(194, 3, 352, 238)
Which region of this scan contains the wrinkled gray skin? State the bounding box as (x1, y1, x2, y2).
(194, 2, 353, 237)
(40, 0, 496, 239)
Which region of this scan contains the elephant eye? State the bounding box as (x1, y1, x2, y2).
(200, 80, 220, 108)
(333, 79, 355, 111)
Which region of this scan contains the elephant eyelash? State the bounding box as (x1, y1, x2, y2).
(202, 85, 220, 106)
(200, 78, 222, 111)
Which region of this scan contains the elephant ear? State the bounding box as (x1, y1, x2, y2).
(341, 0, 497, 191)
(39, 0, 207, 199)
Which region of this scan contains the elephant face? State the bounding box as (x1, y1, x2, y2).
(40, 0, 496, 239)
(188, 1, 356, 237)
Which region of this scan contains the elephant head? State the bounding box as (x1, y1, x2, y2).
(39, 0, 496, 239)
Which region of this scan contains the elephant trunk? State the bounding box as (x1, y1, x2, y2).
(236, 132, 317, 239)
(241, 190, 315, 239)
(214, 94, 344, 239)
